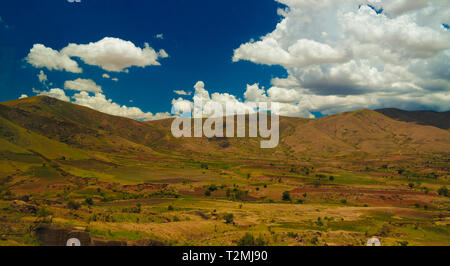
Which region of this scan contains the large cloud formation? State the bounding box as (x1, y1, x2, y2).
(26, 37, 168, 73)
(171, 81, 314, 118)
(233, 0, 450, 116)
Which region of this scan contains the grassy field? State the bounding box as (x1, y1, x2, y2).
(1, 151, 449, 246)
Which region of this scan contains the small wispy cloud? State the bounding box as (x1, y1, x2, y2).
(174, 90, 191, 96)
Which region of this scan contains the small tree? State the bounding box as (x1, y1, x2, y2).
(282, 191, 291, 201)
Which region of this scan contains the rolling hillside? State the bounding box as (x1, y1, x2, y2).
(1, 96, 450, 159)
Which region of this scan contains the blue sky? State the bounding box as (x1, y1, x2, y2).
(0, 0, 449, 119)
(0, 0, 285, 114)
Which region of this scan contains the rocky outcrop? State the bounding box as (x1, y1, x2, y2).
(35, 226, 91, 246)
(35, 226, 167, 246)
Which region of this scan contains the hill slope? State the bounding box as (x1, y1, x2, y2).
(1, 96, 449, 159)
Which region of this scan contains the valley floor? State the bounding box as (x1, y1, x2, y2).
(1, 154, 449, 246)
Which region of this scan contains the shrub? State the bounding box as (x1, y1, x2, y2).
(341, 199, 347, 204)
(316, 217, 323, 226)
(227, 188, 247, 201)
(204, 190, 211, 196)
(438, 186, 448, 197)
(287, 232, 298, 238)
(168, 205, 174, 211)
(224, 213, 234, 224)
(208, 184, 218, 192)
(37, 206, 53, 217)
(329, 176, 335, 181)
(67, 200, 81, 210)
(282, 191, 291, 201)
(220, 141, 230, 148)
(85, 197, 94, 206)
(397, 241, 408, 246)
(379, 224, 391, 237)
(122, 205, 141, 213)
(237, 233, 266, 246)
(310, 236, 319, 245)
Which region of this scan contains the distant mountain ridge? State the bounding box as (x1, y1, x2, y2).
(376, 108, 450, 130)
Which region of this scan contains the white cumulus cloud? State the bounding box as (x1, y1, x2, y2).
(61, 37, 168, 72)
(64, 78, 102, 93)
(38, 88, 70, 102)
(26, 44, 82, 73)
(72, 91, 170, 120)
(174, 90, 191, 96)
